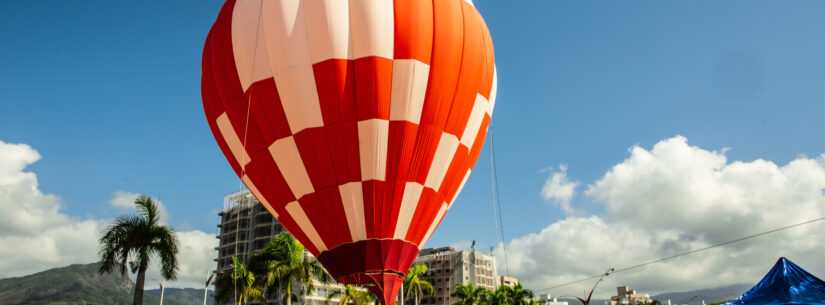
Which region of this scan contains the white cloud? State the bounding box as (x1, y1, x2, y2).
(0, 140, 217, 288)
(146, 230, 218, 289)
(110, 190, 169, 225)
(500, 136, 825, 298)
(111, 191, 141, 210)
(0, 140, 102, 277)
(541, 165, 579, 216)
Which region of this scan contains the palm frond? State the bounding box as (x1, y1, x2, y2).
(134, 195, 160, 225)
(150, 225, 179, 280)
(98, 215, 145, 275)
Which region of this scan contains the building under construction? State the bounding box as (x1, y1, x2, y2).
(215, 190, 361, 305)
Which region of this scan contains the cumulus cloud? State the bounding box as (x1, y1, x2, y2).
(542, 165, 579, 216)
(500, 136, 825, 298)
(0, 140, 217, 288)
(0, 140, 102, 277)
(110, 190, 169, 225)
(145, 230, 218, 288)
(111, 191, 141, 210)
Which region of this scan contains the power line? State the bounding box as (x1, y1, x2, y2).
(538, 215, 825, 292)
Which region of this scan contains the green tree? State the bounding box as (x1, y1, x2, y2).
(327, 284, 375, 305)
(232, 256, 264, 305)
(260, 233, 331, 305)
(486, 286, 513, 305)
(505, 284, 535, 305)
(405, 263, 435, 305)
(452, 284, 489, 305)
(98, 195, 178, 305)
(213, 271, 235, 305)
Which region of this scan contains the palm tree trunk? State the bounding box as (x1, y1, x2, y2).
(415, 294, 419, 305)
(134, 266, 147, 305)
(286, 285, 292, 305)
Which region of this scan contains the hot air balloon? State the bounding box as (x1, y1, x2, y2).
(201, 1, 496, 304)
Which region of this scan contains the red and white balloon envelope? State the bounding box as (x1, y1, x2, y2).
(202, 1, 496, 304)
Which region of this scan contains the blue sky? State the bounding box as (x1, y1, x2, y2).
(2, 0, 824, 255)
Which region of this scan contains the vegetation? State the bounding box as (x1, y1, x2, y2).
(232, 256, 263, 305)
(259, 233, 332, 305)
(216, 232, 334, 305)
(326, 284, 375, 305)
(405, 263, 435, 305)
(452, 284, 488, 305)
(98, 195, 179, 305)
(452, 283, 538, 305)
(506, 284, 536, 305)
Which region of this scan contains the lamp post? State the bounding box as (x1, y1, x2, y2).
(575, 268, 614, 305)
(159, 281, 166, 305)
(204, 272, 216, 305)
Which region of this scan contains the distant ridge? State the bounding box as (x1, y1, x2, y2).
(554, 284, 749, 305)
(0, 262, 213, 305)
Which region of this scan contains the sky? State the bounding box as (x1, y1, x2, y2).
(2, 0, 825, 297)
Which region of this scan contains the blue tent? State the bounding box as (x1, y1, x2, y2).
(727, 257, 825, 305)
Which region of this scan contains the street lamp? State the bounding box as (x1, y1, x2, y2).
(204, 272, 216, 305)
(159, 281, 166, 305)
(575, 268, 614, 305)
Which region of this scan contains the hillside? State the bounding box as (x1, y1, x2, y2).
(556, 283, 749, 305)
(0, 263, 211, 305)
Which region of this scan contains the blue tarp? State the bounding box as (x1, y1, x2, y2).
(727, 257, 825, 305)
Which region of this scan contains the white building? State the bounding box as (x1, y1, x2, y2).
(537, 294, 569, 305)
(413, 247, 499, 305)
(609, 286, 652, 305)
(499, 275, 520, 288)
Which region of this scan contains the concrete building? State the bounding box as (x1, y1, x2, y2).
(609, 286, 653, 305)
(412, 247, 499, 305)
(216, 191, 284, 273)
(216, 190, 366, 305)
(499, 275, 519, 288)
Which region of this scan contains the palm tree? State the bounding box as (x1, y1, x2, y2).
(405, 263, 435, 305)
(452, 284, 489, 305)
(486, 286, 513, 305)
(232, 256, 263, 305)
(260, 232, 331, 305)
(506, 284, 535, 305)
(327, 284, 375, 305)
(98, 195, 178, 305)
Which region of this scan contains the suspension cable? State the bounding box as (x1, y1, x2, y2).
(488, 126, 510, 275)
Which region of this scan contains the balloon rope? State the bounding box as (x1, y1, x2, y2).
(488, 126, 510, 275)
(234, 2, 264, 305)
(238, 0, 264, 195)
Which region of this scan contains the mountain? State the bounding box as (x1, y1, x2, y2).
(557, 297, 608, 305)
(0, 262, 212, 305)
(553, 284, 749, 305)
(652, 284, 751, 305)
